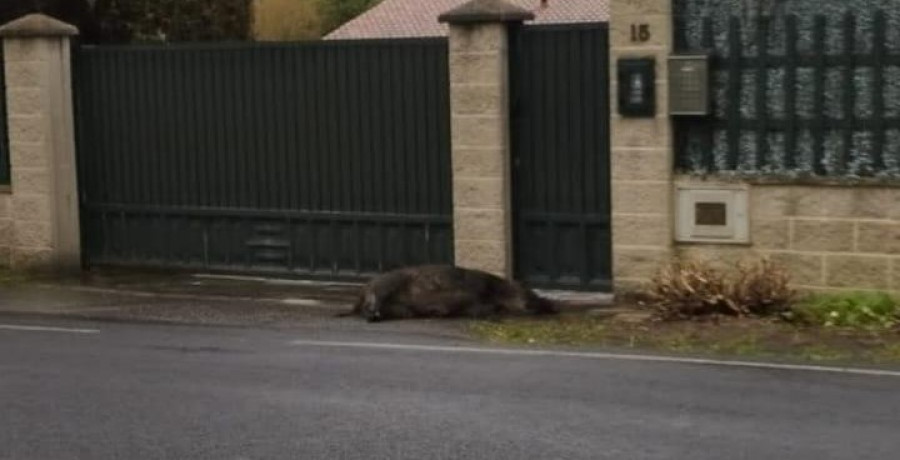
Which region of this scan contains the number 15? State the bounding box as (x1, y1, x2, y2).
(631, 24, 651, 42)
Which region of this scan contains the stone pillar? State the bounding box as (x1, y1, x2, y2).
(609, 0, 675, 290)
(0, 14, 80, 271)
(439, 0, 533, 279)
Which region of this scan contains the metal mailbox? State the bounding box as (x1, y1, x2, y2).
(617, 58, 656, 118)
(668, 54, 710, 116)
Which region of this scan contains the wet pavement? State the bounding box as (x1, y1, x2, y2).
(0, 268, 612, 328)
(0, 269, 481, 343)
(2, 316, 898, 460)
(0, 269, 357, 327)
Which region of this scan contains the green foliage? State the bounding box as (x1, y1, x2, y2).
(469, 314, 900, 364)
(788, 292, 900, 330)
(93, 0, 252, 43)
(1, 0, 368, 42)
(472, 316, 612, 346)
(317, 0, 380, 34)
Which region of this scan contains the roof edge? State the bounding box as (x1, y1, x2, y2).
(438, 0, 535, 25)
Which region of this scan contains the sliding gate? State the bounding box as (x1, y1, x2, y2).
(74, 40, 454, 279)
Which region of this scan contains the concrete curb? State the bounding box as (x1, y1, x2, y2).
(1, 274, 622, 328)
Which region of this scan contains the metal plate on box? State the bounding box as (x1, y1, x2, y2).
(695, 202, 728, 226)
(676, 185, 749, 244)
(669, 55, 710, 116)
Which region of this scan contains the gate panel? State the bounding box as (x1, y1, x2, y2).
(511, 25, 612, 291)
(0, 45, 9, 186)
(74, 40, 453, 279)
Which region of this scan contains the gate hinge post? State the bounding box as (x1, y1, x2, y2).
(440, 0, 533, 280)
(0, 14, 82, 273)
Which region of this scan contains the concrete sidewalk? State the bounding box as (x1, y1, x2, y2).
(0, 270, 360, 327)
(0, 268, 613, 328)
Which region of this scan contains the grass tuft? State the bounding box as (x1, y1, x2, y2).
(469, 311, 900, 365)
(787, 292, 899, 331)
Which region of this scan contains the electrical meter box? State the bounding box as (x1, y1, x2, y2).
(617, 58, 656, 118)
(668, 55, 710, 116)
(675, 185, 749, 244)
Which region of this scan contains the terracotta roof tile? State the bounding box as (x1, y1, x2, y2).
(326, 0, 609, 39)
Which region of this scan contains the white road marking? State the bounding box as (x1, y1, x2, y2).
(0, 324, 100, 334)
(192, 273, 360, 287)
(31, 307, 122, 314)
(289, 340, 900, 378)
(65, 285, 350, 307)
(282, 298, 325, 307)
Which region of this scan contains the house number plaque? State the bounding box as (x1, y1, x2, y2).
(631, 24, 651, 43)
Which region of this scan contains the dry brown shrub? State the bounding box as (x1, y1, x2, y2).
(647, 257, 795, 321)
(731, 258, 795, 316)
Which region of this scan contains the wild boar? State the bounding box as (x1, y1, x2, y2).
(345, 265, 557, 322)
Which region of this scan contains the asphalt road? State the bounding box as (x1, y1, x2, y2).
(1, 318, 898, 460)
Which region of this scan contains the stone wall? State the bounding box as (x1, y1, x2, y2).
(0, 14, 80, 271)
(4, 3, 896, 296)
(0, 193, 9, 266)
(674, 179, 900, 293)
(441, 1, 535, 279)
(3, 37, 57, 268)
(609, 0, 900, 295)
(447, 23, 513, 278)
(609, 0, 676, 290)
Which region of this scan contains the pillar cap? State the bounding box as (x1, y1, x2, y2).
(439, 0, 535, 25)
(0, 14, 79, 38)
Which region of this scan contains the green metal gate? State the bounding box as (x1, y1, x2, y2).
(0, 45, 9, 186)
(510, 24, 612, 291)
(74, 39, 453, 280)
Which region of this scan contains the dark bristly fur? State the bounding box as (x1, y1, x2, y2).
(345, 265, 558, 322)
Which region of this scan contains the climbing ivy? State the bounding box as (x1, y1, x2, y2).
(92, 0, 252, 43)
(0, 0, 252, 43)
